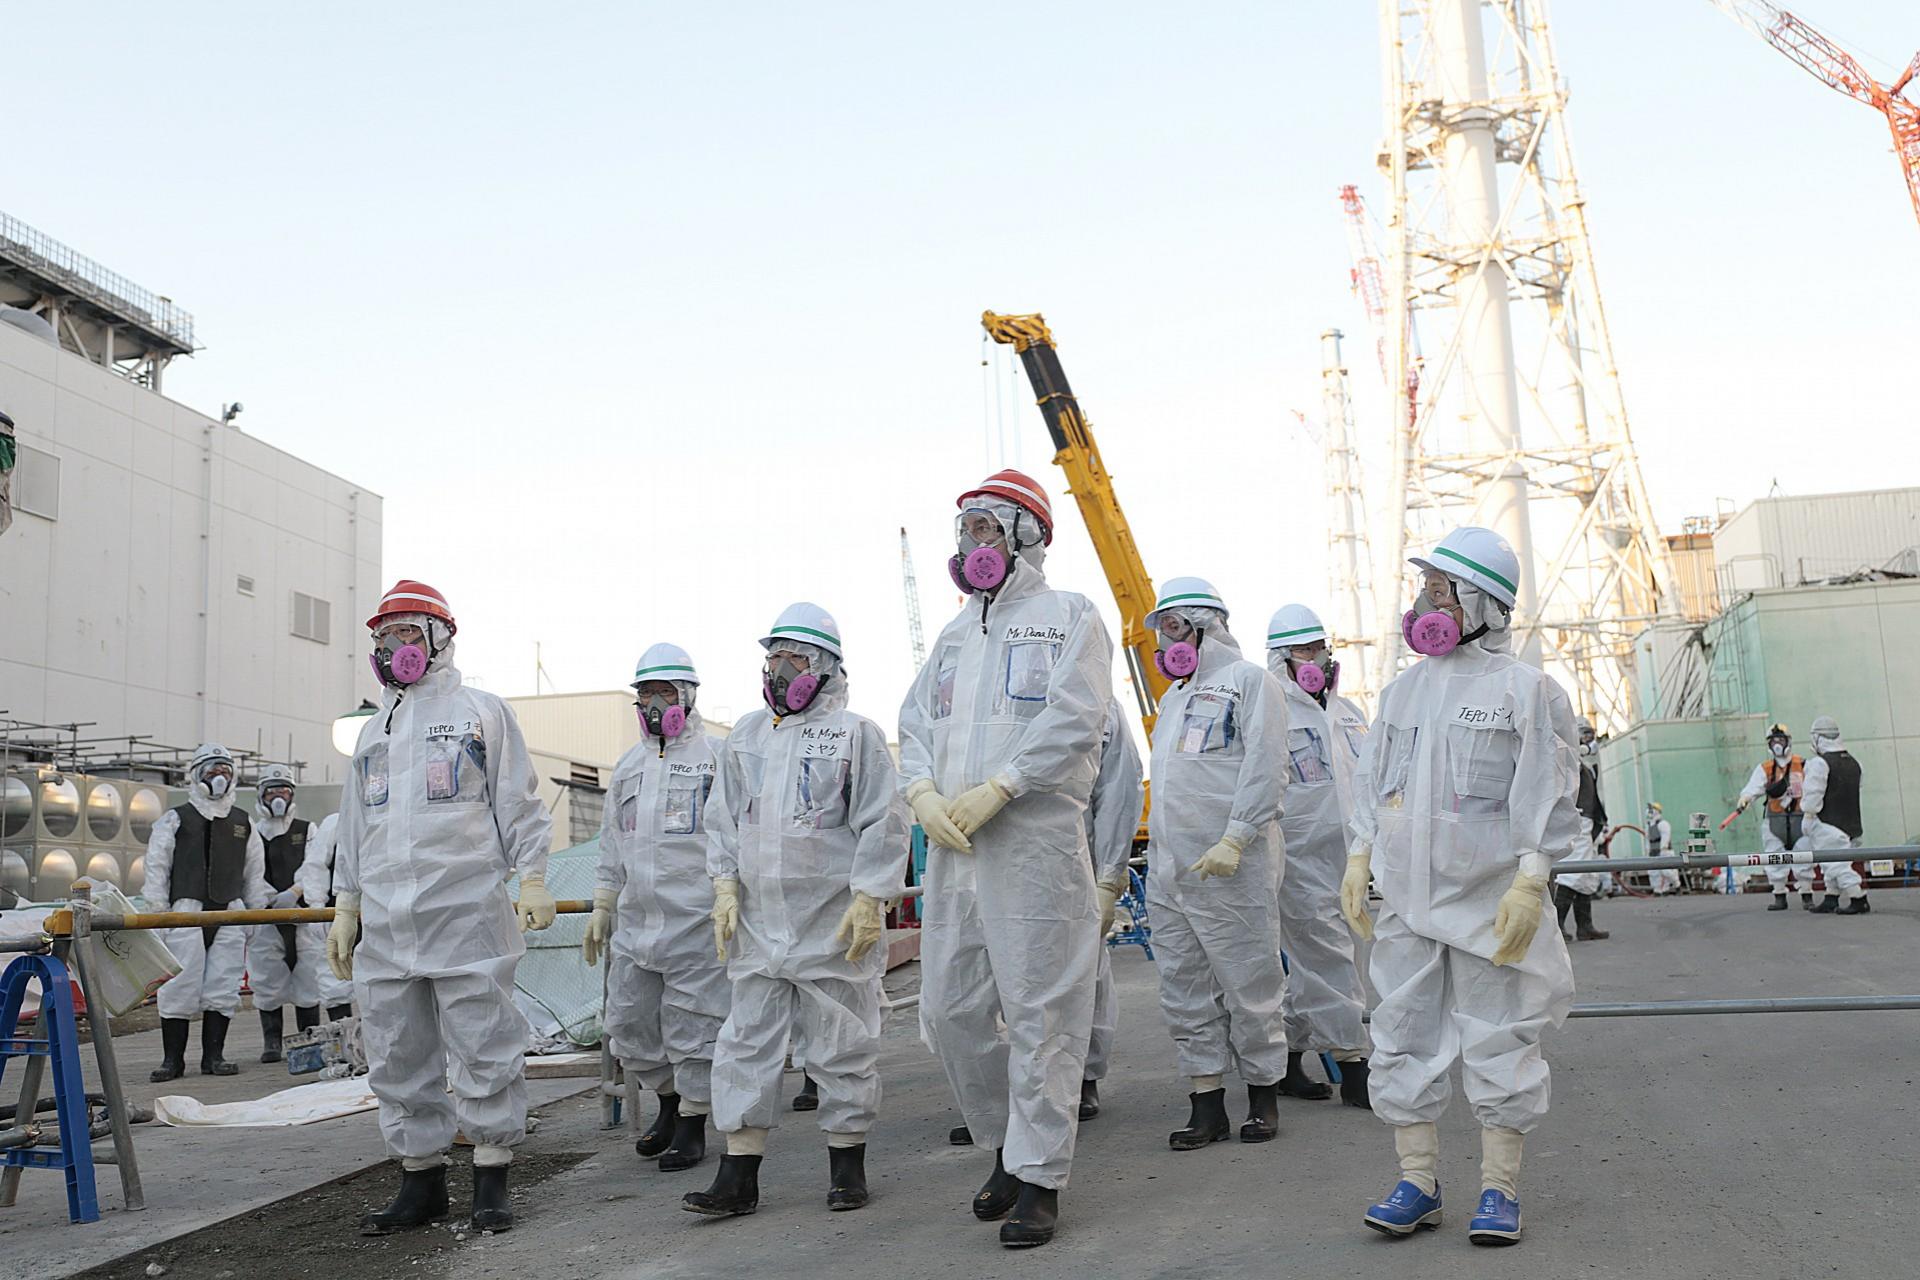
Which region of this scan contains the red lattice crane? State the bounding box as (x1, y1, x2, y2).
(1338, 184, 1420, 429)
(1712, 1, 1920, 227)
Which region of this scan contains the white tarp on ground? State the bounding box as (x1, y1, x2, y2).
(153, 1077, 378, 1128)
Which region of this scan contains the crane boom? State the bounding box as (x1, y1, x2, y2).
(981, 310, 1168, 736)
(1710, 0, 1920, 227)
(898, 526, 927, 669)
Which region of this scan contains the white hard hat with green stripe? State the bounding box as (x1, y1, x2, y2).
(632, 642, 700, 688)
(1409, 526, 1521, 609)
(1144, 577, 1228, 631)
(1265, 602, 1328, 650)
(760, 602, 844, 660)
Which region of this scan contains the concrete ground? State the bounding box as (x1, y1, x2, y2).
(12, 891, 1919, 1280)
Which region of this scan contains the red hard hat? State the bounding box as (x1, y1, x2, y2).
(958, 468, 1054, 545)
(367, 579, 457, 634)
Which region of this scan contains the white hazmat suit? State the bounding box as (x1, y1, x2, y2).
(1085, 698, 1145, 1086)
(144, 765, 270, 1020)
(1802, 729, 1865, 906)
(336, 636, 553, 1164)
(705, 682, 908, 1141)
(900, 529, 1113, 1190)
(249, 792, 321, 1016)
(295, 813, 357, 1010)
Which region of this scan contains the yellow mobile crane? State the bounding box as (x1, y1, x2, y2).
(982, 311, 1166, 848)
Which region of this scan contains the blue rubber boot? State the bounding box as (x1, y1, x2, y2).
(1468, 1189, 1522, 1245)
(1363, 1180, 1442, 1236)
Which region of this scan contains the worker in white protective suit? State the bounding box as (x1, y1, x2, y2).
(1641, 803, 1680, 896)
(143, 741, 271, 1082)
(899, 468, 1113, 1249)
(583, 642, 730, 1173)
(1265, 602, 1373, 1109)
(1802, 715, 1869, 915)
(1552, 717, 1611, 942)
(1734, 723, 1818, 909)
(942, 694, 1141, 1146)
(328, 579, 556, 1236)
(684, 604, 908, 1220)
(1342, 526, 1580, 1248)
(295, 811, 357, 1020)
(1143, 578, 1291, 1152)
(247, 764, 321, 1063)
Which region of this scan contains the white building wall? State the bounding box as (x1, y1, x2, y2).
(1714, 488, 1920, 592)
(0, 318, 381, 783)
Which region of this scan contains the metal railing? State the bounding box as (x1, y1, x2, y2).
(0, 212, 195, 349)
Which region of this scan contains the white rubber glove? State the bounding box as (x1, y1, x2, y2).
(582, 886, 617, 968)
(515, 871, 557, 933)
(906, 778, 971, 853)
(327, 893, 360, 982)
(1340, 846, 1375, 941)
(833, 891, 887, 965)
(948, 776, 1014, 838)
(1097, 880, 1125, 936)
(1189, 832, 1247, 880)
(271, 885, 301, 909)
(1490, 864, 1550, 967)
(711, 877, 741, 962)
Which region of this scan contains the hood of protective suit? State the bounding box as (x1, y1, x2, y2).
(1814, 731, 1846, 753)
(188, 776, 236, 820)
(1187, 622, 1244, 680)
(1455, 580, 1511, 654)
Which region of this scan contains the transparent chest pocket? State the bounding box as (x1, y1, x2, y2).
(357, 742, 390, 808)
(1287, 727, 1332, 784)
(793, 756, 851, 831)
(995, 640, 1059, 719)
(1341, 721, 1368, 761)
(1445, 724, 1515, 817)
(1175, 691, 1237, 755)
(738, 751, 767, 826)
(665, 775, 713, 836)
(617, 784, 642, 835)
(1374, 723, 1418, 806)
(933, 648, 958, 721)
(424, 733, 487, 806)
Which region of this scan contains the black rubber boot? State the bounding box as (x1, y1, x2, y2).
(258, 1007, 285, 1063)
(1801, 892, 1815, 909)
(999, 1183, 1059, 1248)
(1240, 1083, 1281, 1143)
(792, 1074, 819, 1112)
(636, 1092, 680, 1158)
(682, 1153, 761, 1217)
(470, 1163, 512, 1232)
(200, 1011, 239, 1075)
(1572, 894, 1610, 940)
(1810, 894, 1839, 914)
(973, 1149, 1021, 1220)
(827, 1144, 869, 1211)
(1339, 1057, 1373, 1109)
(1768, 893, 1789, 911)
(295, 1005, 322, 1033)
(150, 1017, 189, 1083)
(327, 1003, 354, 1022)
(949, 1123, 974, 1146)
(1838, 895, 1871, 915)
(1278, 1051, 1332, 1100)
(658, 1111, 708, 1172)
(1168, 1088, 1232, 1150)
(359, 1164, 450, 1235)
(1078, 1079, 1101, 1121)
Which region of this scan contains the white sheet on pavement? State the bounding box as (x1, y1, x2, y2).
(153, 1077, 378, 1127)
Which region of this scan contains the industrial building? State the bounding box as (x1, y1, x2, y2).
(1599, 488, 1920, 872)
(1, 212, 381, 903)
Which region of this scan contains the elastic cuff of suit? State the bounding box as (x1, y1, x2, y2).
(726, 1127, 768, 1156)
(473, 1143, 514, 1167)
(401, 1154, 448, 1171)
(680, 1099, 710, 1117)
(826, 1131, 865, 1149)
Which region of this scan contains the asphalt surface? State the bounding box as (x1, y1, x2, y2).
(12, 890, 1918, 1280)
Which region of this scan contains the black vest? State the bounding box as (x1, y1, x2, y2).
(1819, 751, 1864, 839)
(263, 818, 310, 892)
(169, 804, 251, 905)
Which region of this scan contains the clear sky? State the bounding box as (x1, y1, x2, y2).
(11, 1, 1917, 741)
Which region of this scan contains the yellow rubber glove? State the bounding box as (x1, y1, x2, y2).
(582, 886, 618, 967)
(1490, 866, 1550, 966)
(949, 776, 1014, 838)
(711, 876, 741, 962)
(1189, 832, 1247, 879)
(327, 893, 360, 982)
(833, 891, 887, 965)
(1340, 846, 1375, 941)
(907, 778, 971, 853)
(1097, 881, 1125, 935)
(515, 871, 557, 933)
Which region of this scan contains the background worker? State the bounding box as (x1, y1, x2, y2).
(1734, 723, 1818, 910)
(1802, 715, 1869, 915)
(1642, 803, 1680, 896)
(1553, 717, 1610, 943)
(247, 763, 320, 1062)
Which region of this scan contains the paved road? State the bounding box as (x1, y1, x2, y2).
(15, 891, 1919, 1280)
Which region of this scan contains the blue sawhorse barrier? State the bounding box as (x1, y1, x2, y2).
(0, 953, 100, 1224)
(1107, 866, 1154, 959)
